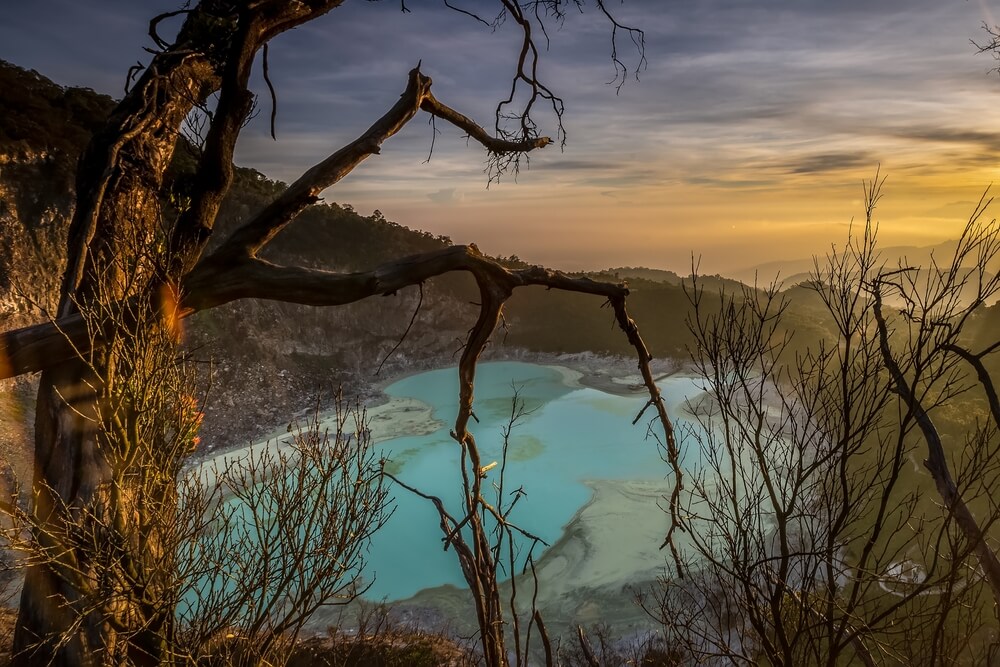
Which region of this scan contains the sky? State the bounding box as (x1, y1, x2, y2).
(3, 0, 1000, 274)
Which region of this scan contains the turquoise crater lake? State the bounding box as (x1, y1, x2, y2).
(357, 361, 702, 602)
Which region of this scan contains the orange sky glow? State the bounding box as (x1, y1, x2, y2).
(5, 1, 1000, 275)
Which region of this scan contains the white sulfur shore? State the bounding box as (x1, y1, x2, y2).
(329, 476, 679, 637)
(190, 395, 440, 487)
(533, 478, 673, 597)
(191, 354, 687, 482)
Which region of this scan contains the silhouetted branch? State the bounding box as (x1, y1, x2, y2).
(262, 43, 278, 140)
(201, 66, 550, 269)
(943, 342, 1000, 430)
(376, 282, 424, 375)
(872, 277, 1000, 612)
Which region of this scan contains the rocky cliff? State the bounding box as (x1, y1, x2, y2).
(0, 58, 741, 482)
(0, 61, 479, 483)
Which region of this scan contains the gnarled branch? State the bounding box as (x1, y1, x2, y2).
(2, 245, 626, 377)
(202, 66, 551, 269)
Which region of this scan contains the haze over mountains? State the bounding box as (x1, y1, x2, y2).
(1, 58, 998, 481)
(730, 239, 1000, 286)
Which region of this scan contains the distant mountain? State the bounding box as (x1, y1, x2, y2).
(600, 267, 682, 285)
(731, 240, 999, 287)
(596, 266, 748, 295)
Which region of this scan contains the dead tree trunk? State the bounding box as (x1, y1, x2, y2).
(13, 37, 212, 666)
(2, 3, 658, 666)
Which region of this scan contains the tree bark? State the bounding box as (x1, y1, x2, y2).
(11, 4, 348, 664)
(4, 4, 659, 665)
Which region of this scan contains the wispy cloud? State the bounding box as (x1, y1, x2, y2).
(782, 152, 879, 176)
(427, 187, 462, 204)
(4, 0, 1000, 272)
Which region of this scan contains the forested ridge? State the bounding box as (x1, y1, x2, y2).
(3, 56, 998, 454)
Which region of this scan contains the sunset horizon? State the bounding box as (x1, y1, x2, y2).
(4, 1, 1000, 276)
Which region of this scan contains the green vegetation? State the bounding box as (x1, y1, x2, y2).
(0, 60, 114, 161)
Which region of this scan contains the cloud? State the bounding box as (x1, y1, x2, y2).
(892, 126, 1000, 153)
(426, 187, 462, 204)
(782, 152, 878, 175)
(6, 0, 1000, 272)
(683, 177, 778, 189)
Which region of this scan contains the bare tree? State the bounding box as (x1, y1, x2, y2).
(173, 397, 391, 665)
(0, 3, 676, 665)
(0, 242, 392, 666)
(867, 179, 1000, 631)
(645, 182, 1000, 665)
(2, 254, 204, 666)
(384, 391, 551, 667)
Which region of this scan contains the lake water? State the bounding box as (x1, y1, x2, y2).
(360, 361, 703, 601)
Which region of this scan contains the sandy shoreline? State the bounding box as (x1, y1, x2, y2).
(189, 394, 442, 485)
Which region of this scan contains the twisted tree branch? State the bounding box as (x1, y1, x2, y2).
(202, 66, 551, 268)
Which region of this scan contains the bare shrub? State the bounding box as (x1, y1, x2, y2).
(173, 395, 392, 665)
(648, 181, 1000, 665)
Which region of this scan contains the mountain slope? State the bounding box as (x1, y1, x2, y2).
(0, 61, 475, 465)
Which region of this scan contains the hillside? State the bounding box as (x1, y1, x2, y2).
(0, 61, 480, 480)
(0, 58, 851, 471)
(733, 241, 1000, 294)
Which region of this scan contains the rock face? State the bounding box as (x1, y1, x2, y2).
(0, 148, 77, 486)
(0, 60, 477, 469)
(0, 154, 69, 324)
(0, 58, 701, 466)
